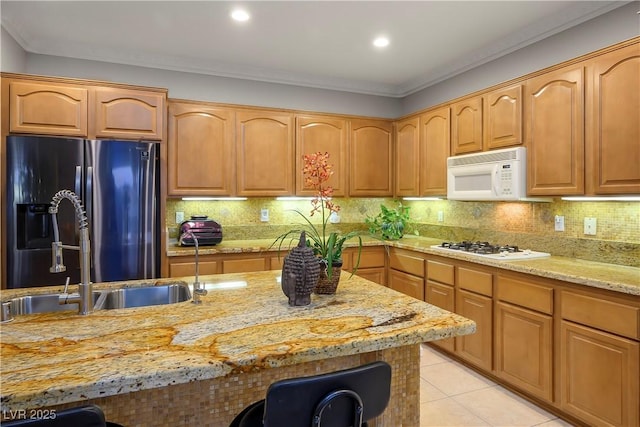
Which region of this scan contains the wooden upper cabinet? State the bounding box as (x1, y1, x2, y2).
(451, 96, 483, 155)
(586, 43, 640, 195)
(295, 115, 348, 196)
(349, 119, 393, 196)
(236, 110, 294, 196)
(484, 84, 522, 150)
(420, 107, 450, 196)
(9, 81, 88, 137)
(167, 102, 235, 196)
(526, 65, 585, 196)
(94, 87, 165, 140)
(394, 117, 420, 196)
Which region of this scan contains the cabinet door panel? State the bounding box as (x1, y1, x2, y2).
(456, 289, 492, 371)
(168, 103, 234, 196)
(452, 97, 483, 155)
(395, 117, 420, 196)
(587, 43, 640, 194)
(420, 107, 450, 196)
(388, 269, 424, 300)
(9, 81, 88, 136)
(94, 88, 165, 140)
(236, 111, 294, 196)
(560, 321, 639, 427)
(526, 66, 584, 195)
(296, 115, 348, 196)
(485, 84, 522, 149)
(355, 268, 386, 286)
(349, 119, 393, 196)
(496, 302, 552, 402)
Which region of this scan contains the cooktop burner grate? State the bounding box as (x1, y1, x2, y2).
(431, 241, 551, 260)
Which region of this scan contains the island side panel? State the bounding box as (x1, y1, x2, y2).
(29, 345, 420, 426)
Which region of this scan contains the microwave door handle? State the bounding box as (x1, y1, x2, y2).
(492, 166, 501, 196)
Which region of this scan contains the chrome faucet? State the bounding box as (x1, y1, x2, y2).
(49, 189, 93, 315)
(180, 231, 208, 304)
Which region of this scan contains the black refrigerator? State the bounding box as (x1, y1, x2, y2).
(6, 135, 160, 288)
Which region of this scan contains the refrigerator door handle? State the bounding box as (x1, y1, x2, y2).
(74, 166, 82, 198)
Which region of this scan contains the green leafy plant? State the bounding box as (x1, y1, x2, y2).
(272, 152, 361, 278)
(366, 202, 413, 240)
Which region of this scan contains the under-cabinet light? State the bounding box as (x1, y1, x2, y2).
(276, 197, 316, 201)
(402, 197, 441, 201)
(181, 197, 248, 201)
(561, 196, 640, 202)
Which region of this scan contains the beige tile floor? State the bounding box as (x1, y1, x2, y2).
(419, 344, 575, 427)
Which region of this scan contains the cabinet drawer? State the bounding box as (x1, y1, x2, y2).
(458, 266, 493, 297)
(357, 248, 386, 269)
(169, 260, 219, 277)
(497, 274, 553, 315)
(222, 258, 268, 274)
(426, 260, 454, 285)
(561, 291, 639, 340)
(389, 249, 424, 277)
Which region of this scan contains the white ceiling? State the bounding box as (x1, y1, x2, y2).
(0, 1, 629, 97)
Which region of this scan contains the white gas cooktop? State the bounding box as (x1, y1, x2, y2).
(430, 245, 551, 261)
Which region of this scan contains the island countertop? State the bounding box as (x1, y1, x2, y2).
(0, 271, 475, 411)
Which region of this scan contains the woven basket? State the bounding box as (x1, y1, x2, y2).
(315, 261, 343, 295)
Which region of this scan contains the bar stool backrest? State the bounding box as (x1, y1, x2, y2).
(263, 361, 392, 427)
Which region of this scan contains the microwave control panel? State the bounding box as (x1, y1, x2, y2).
(499, 164, 513, 196)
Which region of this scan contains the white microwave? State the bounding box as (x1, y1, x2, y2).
(447, 147, 527, 201)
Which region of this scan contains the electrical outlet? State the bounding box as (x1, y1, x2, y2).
(554, 215, 565, 232)
(175, 211, 184, 223)
(260, 208, 269, 222)
(584, 217, 597, 235)
(437, 211, 444, 222)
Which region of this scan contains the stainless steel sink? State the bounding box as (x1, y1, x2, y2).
(9, 292, 102, 315)
(99, 283, 191, 309)
(6, 283, 191, 316)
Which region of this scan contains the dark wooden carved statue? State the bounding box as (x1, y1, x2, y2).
(281, 231, 321, 306)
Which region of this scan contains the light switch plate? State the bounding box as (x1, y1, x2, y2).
(175, 211, 184, 223)
(437, 211, 444, 222)
(554, 215, 564, 232)
(584, 217, 597, 235)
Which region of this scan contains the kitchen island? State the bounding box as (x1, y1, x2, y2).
(0, 271, 475, 426)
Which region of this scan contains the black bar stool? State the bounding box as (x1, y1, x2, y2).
(2, 404, 124, 427)
(229, 361, 392, 427)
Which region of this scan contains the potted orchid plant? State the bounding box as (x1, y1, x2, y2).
(273, 152, 361, 287)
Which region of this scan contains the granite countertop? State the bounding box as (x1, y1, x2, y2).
(0, 271, 475, 411)
(168, 236, 640, 296)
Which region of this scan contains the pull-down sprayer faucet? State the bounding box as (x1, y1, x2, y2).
(49, 189, 93, 315)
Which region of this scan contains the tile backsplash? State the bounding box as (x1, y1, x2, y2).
(166, 198, 639, 267)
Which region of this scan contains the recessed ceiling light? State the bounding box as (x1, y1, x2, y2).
(373, 37, 390, 48)
(231, 9, 250, 22)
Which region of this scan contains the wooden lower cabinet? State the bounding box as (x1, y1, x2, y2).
(456, 289, 493, 371)
(495, 301, 553, 402)
(560, 321, 639, 427)
(426, 280, 455, 351)
(388, 248, 425, 299)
